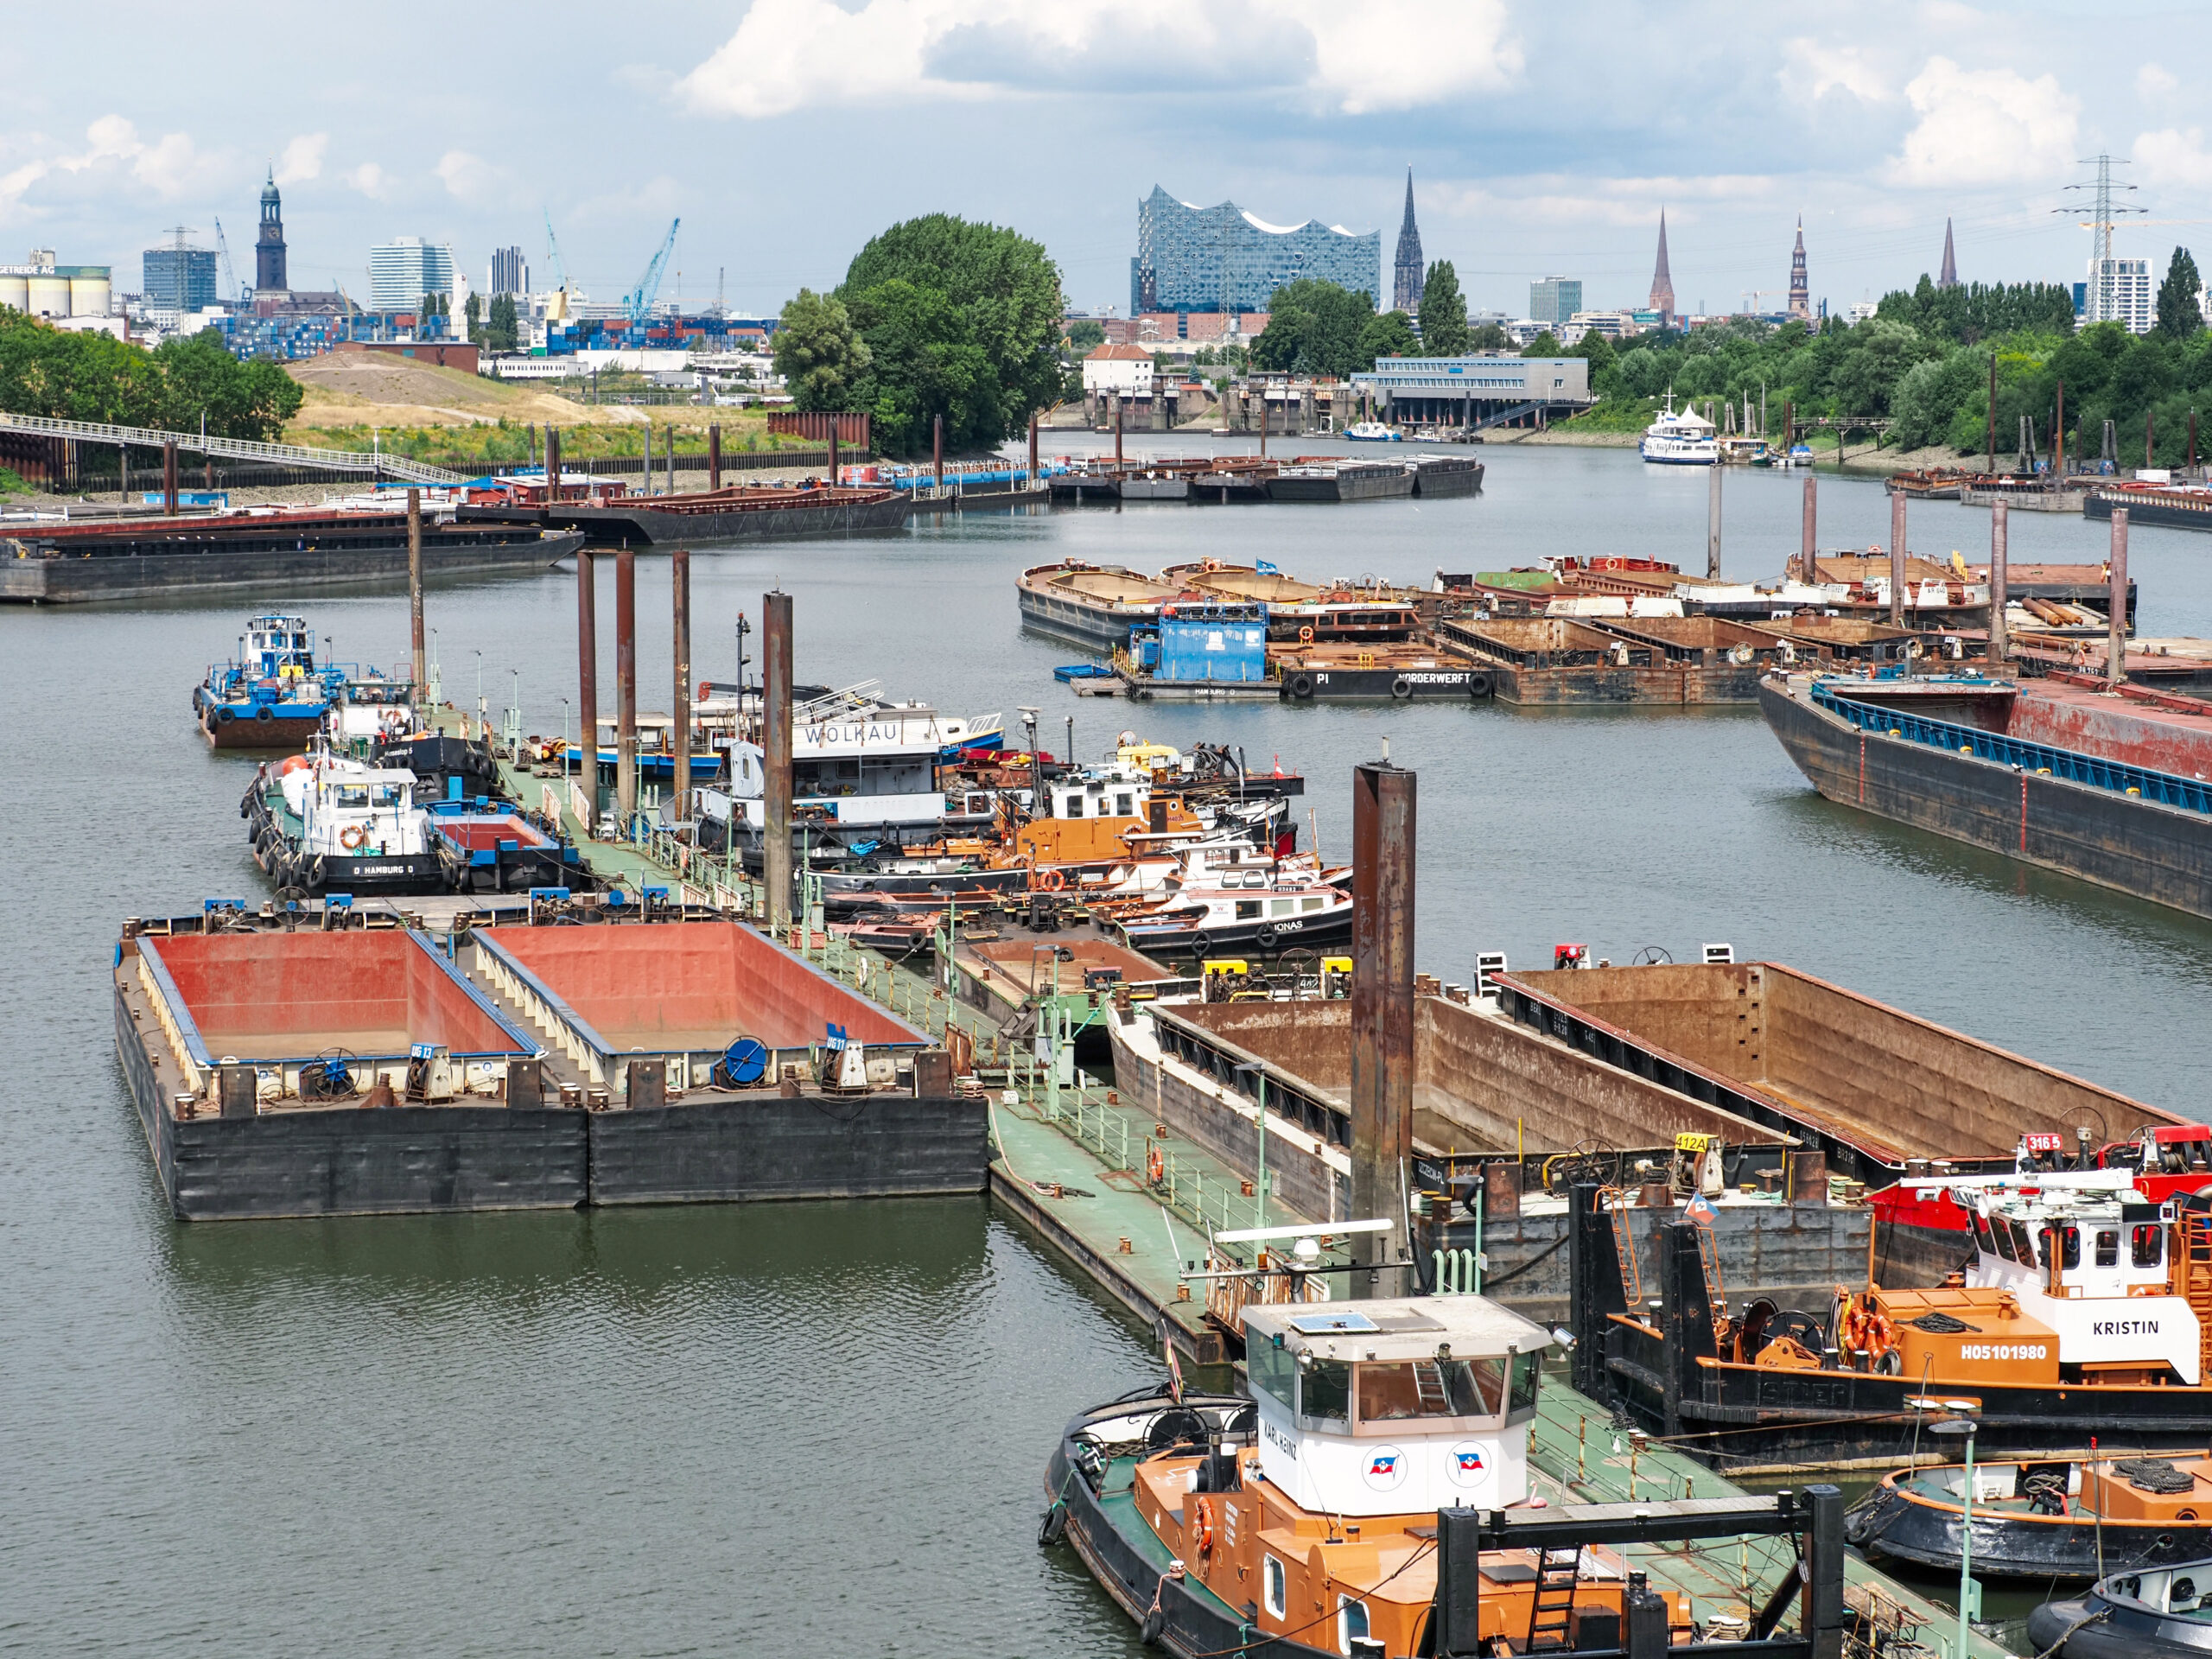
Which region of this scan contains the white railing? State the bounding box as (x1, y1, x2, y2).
(0, 410, 466, 485)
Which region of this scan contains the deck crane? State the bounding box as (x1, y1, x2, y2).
(543, 208, 572, 321)
(212, 218, 241, 302)
(624, 219, 680, 324)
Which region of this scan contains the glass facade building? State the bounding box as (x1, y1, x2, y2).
(143, 248, 218, 313)
(369, 238, 455, 312)
(1132, 186, 1379, 315)
(1528, 276, 1582, 327)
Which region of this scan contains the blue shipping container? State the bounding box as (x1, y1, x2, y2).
(1154, 602, 1268, 683)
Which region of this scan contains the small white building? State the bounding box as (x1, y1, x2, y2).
(1083, 342, 1156, 397)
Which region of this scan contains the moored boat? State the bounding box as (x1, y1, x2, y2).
(242, 754, 442, 894)
(193, 613, 337, 749)
(2030, 1558, 2212, 1656)
(1016, 560, 1181, 652)
(1342, 420, 1402, 441)
(1638, 404, 1718, 465)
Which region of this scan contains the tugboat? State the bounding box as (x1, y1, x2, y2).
(242, 754, 442, 894)
(1042, 1296, 1664, 1656)
(1107, 869, 1353, 960)
(2029, 1557, 2212, 1656)
(1849, 1450, 2212, 1580)
(193, 613, 338, 749)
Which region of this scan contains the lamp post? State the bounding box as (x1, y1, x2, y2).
(1930, 1402, 1981, 1656)
(1236, 1060, 1270, 1230)
(1029, 944, 1074, 1116)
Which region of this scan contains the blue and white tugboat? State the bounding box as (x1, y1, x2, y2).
(193, 613, 338, 750)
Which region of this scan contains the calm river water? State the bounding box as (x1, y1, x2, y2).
(6, 438, 2210, 1653)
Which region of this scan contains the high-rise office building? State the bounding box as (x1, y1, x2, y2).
(490, 246, 529, 296)
(1131, 185, 1380, 315)
(1529, 276, 1582, 327)
(2086, 257, 2152, 334)
(143, 245, 218, 312)
(369, 237, 454, 312)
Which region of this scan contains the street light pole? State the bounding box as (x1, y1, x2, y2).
(1931, 1407, 1980, 1656)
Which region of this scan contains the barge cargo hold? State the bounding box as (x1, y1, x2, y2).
(116, 912, 988, 1219)
(1760, 670, 2212, 922)
(2, 510, 582, 602)
(467, 484, 910, 547)
(1016, 560, 1179, 652)
(1265, 460, 1414, 503)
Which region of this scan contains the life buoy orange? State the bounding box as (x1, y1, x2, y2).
(1297, 625, 1314, 643)
(339, 825, 370, 850)
(1191, 1496, 1216, 1558)
(1038, 868, 1065, 892)
(1147, 1144, 1166, 1185)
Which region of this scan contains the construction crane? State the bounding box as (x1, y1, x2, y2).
(624, 219, 680, 324)
(543, 208, 572, 321)
(212, 219, 241, 302)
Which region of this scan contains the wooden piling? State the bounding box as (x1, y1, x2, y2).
(407, 487, 425, 691)
(1350, 759, 1415, 1300)
(2110, 508, 2129, 684)
(672, 548, 691, 818)
(764, 590, 794, 928)
(1990, 501, 2010, 663)
(615, 548, 638, 827)
(576, 551, 597, 828)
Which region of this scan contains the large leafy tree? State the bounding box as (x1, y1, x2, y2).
(772, 288, 872, 412)
(1357, 309, 1419, 368)
(1417, 260, 1469, 355)
(1065, 318, 1105, 353)
(0, 312, 297, 438)
(833, 213, 1064, 454)
(1520, 331, 1562, 357)
(1249, 279, 1376, 378)
(1466, 321, 1510, 352)
(2156, 246, 2205, 340)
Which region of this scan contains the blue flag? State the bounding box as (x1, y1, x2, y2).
(1255, 559, 1280, 575)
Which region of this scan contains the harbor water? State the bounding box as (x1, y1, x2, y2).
(10, 440, 2212, 1652)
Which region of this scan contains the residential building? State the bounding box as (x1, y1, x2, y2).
(1130, 184, 1380, 316)
(1083, 341, 1156, 397)
(142, 247, 217, 314)
(1392, 170, 1424, 314)
(1529, 276, 1582, 327)
(1566, 309, 1640, 340)
(490, 246, 528, 296)
(369, 237, 454, 312)
(2085, 256, 2152, 334)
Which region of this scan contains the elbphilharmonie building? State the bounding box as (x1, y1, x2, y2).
(1131, 186, 1381, 315)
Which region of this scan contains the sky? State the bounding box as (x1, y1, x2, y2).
(4, 0, 2210, 321)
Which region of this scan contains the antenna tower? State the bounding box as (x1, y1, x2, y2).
(2058, 154, 2145, 326)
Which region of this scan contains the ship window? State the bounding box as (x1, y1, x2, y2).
(1990, 1217, 2018, 1263)
(1271, 899, 1294, 918)
(371, 784, 404, 807)
(1303, 897, 1326, 912)
(1248, 1338, 1295, 1410)
(2062, 1225, 2082, 1269)
(1065, 795, 1084, 817)
(2010, 1220, 2039, 1266)
(1970, 1211, 1996, 1255)
(334, 785, 370, 808)
(1264, 1556, 1287, 1620)
(1117, 794, 1134, 816)
(1236, 900, 1262, 920)
(1509, 1351, 1542, 1418)
(2096, 1230, 2120, 1268)
(2133, 1224, 2164, 1269)
(1299, 1358, 1351, 1427)
(1357, 1358, 1505, 1422)
(1339, 1596, 1370, 1654)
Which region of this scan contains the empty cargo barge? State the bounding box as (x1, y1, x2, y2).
(467, 483, 911, 547)
(115, 909, 987, 1220)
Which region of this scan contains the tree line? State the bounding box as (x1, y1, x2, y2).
(0, 308, 303, 440)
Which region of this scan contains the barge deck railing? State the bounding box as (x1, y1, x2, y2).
(1814, 680, 2212, 813)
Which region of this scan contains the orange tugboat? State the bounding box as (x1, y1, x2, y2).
(1041, 1295, 1859, 1656)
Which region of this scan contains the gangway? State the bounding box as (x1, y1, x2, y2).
(0, 411, 465, 486)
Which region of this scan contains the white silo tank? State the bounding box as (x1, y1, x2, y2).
(27, 275, 70, 315)
(0, 274, 28, 313)
(68, 275, 111, 317)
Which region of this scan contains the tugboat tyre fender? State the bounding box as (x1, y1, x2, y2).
(1255, 925, 1279, 950)
(217, 706, 236, 722)
(1036, 1505, 1068, 1548)
(254, 706, 274, 722)
(1466, 669, 1494, 699)
(310, 856, 326, 890)
(1287, 672, 1314, 700)
(1875, 1348, 1903, 1376)
(1140, 1608, 1166, 1648)
(1391, 677, 1414, 700)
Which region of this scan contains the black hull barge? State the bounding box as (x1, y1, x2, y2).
(3, 511, 580, 603)
(467, 483, 911, 547)
(1760, 671, 2212, 922)
(115, 909, 987, 1220)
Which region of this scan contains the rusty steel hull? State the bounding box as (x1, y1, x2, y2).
(1760, 677, 2212, 921)
(1481, 660, 1764, 704)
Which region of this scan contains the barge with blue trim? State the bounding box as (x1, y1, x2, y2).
(114, 905, 986, 1219)
(1760, 668, 2212, 921)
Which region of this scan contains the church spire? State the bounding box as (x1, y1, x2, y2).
(1392, 168, 1425, 314)
(1649, 209, 1675, 322)
(1788, 215, 1809, 319)
(1938, 217, 1958, 289)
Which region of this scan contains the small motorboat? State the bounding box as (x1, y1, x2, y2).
(1109, 868, 1353, 959)
(1343, 420, 1402, 442)
(2029, 1557, 2212, 1656)
(242, 753, 442, 894)
(194, 613, 338, 749)
(1848, 1451, 2212, 1580)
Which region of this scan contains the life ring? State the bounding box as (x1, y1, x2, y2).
(1147, 1144, 1166, 1185)
(1287, 672, 1314, 700)
(1037, 868, 1065, 892)
(1191, 1496, 1216, 1558)
(1297, 625, 1314, 643)
(339, 825, 370, 851)
(1391, 677, 1414, 700)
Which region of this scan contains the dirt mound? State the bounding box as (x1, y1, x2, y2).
(285, 354, 637, 429)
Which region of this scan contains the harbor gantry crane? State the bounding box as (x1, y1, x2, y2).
(212, 219, 241, 302)
(624, 219, 680, 323)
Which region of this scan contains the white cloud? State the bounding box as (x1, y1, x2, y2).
(673, 0, 1516, 119)
(275, 132, 326, 185)
(1779, 39, 1891, 103)
(2138, 63, 2180, 104)
(1885, 57, 2078, 188)
(44, 114, 216, 195)
(434, 149, 502, 202)
(2134, 126, 2212, 191)
(343, 162, 391, 199)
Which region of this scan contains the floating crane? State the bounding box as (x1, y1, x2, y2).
(624, 219, 679, 324)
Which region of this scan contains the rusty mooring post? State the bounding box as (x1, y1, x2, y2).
(407, 487, 426, 692)
(1113, 394, 1122, 467)
(1889, 493, 1908, 626)
(708, 423, 721, 492)
(1350, 757, 1416, 1300)
(933, 412, 944, 492)
(1027, 411, 1040, 488)
(672, 547, 692, 820)
(827, 420, 841, 490)
(2109, 507, 2130, 684)
(1799, 471, 1816, 585)
(162, 439, 177, 515)
(1989, 501, 2010, 663)
(615, 547, 638, 830)
(764, 590, 794, 929)
(576, 551, 598, 830)
(547, 425, 562, 499)
(1707, 461, 1722, 579)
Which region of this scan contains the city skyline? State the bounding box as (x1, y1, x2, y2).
(2, 1, 2205, 321)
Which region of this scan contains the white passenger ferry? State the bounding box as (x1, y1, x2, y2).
(1638, 403, 1719, 465)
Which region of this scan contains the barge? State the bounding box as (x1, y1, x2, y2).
(115, 907, 987, 1219)
(1760, 669, 2212, 922)
(1016, 560, 1179, 652)
(1266, 459, 1414, 502)
(1274, 645, 1494, 701)
(466, 483, 911, 546)
(3, 508, 581, 602)
(1435, 614, 1777, 705)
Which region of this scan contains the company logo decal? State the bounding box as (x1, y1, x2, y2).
(1446, 1443, 1491, 1489)
(1362, 1446, 1408, 1492)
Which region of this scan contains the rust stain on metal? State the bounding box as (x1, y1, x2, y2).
(1350, 760, 1414, 1298)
